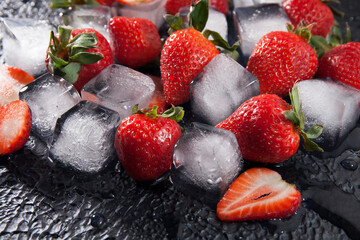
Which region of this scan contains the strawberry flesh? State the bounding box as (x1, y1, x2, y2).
(217, 168, 301, 221)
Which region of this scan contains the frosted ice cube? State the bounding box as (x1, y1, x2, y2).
(81, 64, 155, 120)
(111, 0, 166, 28)
(171, 123, 243, 206)
(235, 4, 290, 61)
(233, 0, 256, 8)
(191, 53, 260, 125)
(61, 5, 111, 41)
(0, 18, 54, 77)
(253, 0, 283, 5)
(19, 73, 81, 144)
(50, 100, 120, 173)
(297, 79, 360, 150)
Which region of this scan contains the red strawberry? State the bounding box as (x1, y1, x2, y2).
(114, 105, 183, 181)
(115, 0, 154, 5)
(246, 29, 318, 98)
(108, 17, 161, 69)
(0, 65, 34, 107)
(217, 168, 301, 221)
(316, 42, 360, 90)
(46, 26, 113, 92)
(161, 27, 219, 105)
(216, 91, 323, 163)
(0, 100, 32, 155)
(94, 0, 115, 6)
(165, 0, 229, 16)
(147, 75, 169, 115)
(283, 0, 334, 38)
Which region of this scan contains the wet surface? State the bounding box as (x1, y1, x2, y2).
(0, 0, 360, 239)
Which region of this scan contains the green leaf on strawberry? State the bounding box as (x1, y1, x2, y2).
(189, 0, 209, 32)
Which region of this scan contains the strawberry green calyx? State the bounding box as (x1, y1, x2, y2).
(287, 22, 312, 43)
(132, 104, 185, 122)
(49, 0, 99, 8)
(283, 85, 324, 152)
(47, 25, 104, 84)
(203, 30, 240, 61)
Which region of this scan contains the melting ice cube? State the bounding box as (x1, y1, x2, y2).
(171, 123, 243, 207)
(233, 0, 283, 8)
(19, 73, 81, 144)
(191, 53, 260, 125)
(81, 64, 155, 120)
(61, 5, 111, 41)
(235, 4, 290, 63)
(297, 79, 360, 150)
(0, 18, 54, 77)
(49, 101, 120, 173)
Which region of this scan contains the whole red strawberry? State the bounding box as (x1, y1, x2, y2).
(316, 42, 360, 90)
(217, 168, 301, 221)
(0, 100, 32, 155)
(114, 105, 184, 181)
(216, 89, 323, 163)
(246, 29, 318, 98)
(108, 16, 161, 69)
(95, 0, 115, 6)
(161, 27, 219, 105)
(46, 26, 113, 92)
(283, 0, 334, 38)
(165, 0, 229, 16)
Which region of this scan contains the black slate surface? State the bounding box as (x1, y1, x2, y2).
(0, 0, 360, 239)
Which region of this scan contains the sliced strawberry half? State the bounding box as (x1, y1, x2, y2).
(0, 100, 32, 155)
(0, 65, 35, 107)
(217, 168, 301, 221)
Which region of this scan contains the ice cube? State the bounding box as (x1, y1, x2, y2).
(235, 4, 290, 63)
(61, 5, 111, 41)
(179, 7, 228, 41)
(111, 0, 166, 28)
(233, 0, 256, 8)
(0, 18, 54, 77)
(81, 64, 155, 120)
(191, 53, 260, 125)
(297, 79, 360, 150)
(171, 122, 243, 207)
(49, 100, 120, 173)
(19, 73, 81, 144)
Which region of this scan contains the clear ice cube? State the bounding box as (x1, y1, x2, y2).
(233, 0, 283, 8)
(49, 100, 121, 173)
(81, 64, 155, 120)
(191, 53, 260, 125)
(235, 4, 290, 62)
(171, 122, 243, 207)
(111, 0, 166, 28)
(297, 79, 360, 150)
(0, 18, 54, 77)
(61, 5, 111, 41)
(19, 73, 81, 144)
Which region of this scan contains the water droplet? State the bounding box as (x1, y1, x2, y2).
(90, 213, 105, 228)
(340, 159, 358, 171)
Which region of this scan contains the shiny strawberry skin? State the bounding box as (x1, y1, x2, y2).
(217, 168, 301, 221)
(114, 114, 182, 181)
(160, 28, 219, 105)
(216, 94, 300, 163)
(94, 0, 115, 6)
(246, 31, 318, 98)
(165, 0, 229, 15)
(317, 42, 360, 90)
(0, 100, 32, 155)
(108, 17, 161, 69)
(283, 0, 334, 38)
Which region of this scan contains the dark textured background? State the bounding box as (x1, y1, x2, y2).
(0, 0, 360, 239)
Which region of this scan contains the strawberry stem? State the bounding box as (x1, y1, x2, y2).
(132, 105, 185, 122)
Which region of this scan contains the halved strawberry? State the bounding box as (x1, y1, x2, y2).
(0, 65, 35, 107)
(217, 168, 301, 221)
(0, 100, 32, 155)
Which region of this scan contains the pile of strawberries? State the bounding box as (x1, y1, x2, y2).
(1, 0, 359, 223)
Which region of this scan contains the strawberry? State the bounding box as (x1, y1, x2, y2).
(0, 100, 32, 155)
(316, 42, 360, 90)
(217, 168, 301, 221)
(160, 27, 219, 105)
(216, 88, 323, 163)
(46, 26, 113, 92)
(114, 105, 184, 181)
(282, 0, 334, 38)
(108, 17, 161, 69)
(246, 26, 318, 98)
(94, 0, 115, 6)
(147, 75, 169, 114)
(165, 0, 229, 16)
(0, 65, 34, 107)
(115, 0, 154, 5)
